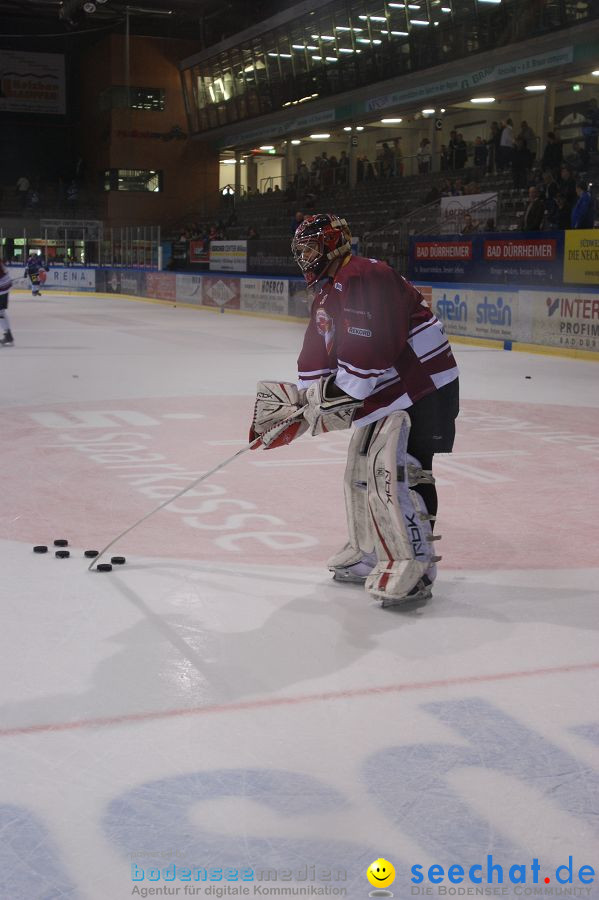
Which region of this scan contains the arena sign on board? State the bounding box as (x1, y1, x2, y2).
(409, 232, 565, 285)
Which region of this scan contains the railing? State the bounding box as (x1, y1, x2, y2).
(0, 224, 162, 268)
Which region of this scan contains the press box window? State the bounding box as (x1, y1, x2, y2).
(104, 170, 163, 192)
(99, 87, 166, 111)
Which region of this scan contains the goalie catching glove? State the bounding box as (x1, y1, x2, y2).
(303, 375, 362, 435)
(249, 381, 309, 449)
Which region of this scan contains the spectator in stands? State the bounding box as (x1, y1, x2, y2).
(483, 218, 496, 232)
(394, 137, 404, 176)
(583, 97, 599, 154)
(546, 192, 572, 230)
(291, 210, 304, 234)
(566, 140, 590, 172)
(417, 138, 432, 174)
(473, 136, 488, 169)
(558, 164, 577, 205)
(447, 130, 459, 168)
(16, 174, 30, 208)
(338, 150, 350, 185)
(453, 178, 465, 196)
(454, 133, 468, 169)
(521, 186, 545, 231)
(423, 184, 441, 204)
(247, 226, 260, 240)
(540, 169, 560, 221)
(541, 132, 563, 176)
(571, 180, 595, 229)
(440, 144, 451, 172)
(498, 118, 515, 171)
(379, 142, 395, 178)
(512, 137, 532, 189)
(486, 122, 501, 174)
(461, 213, 478, 234)
(518, 121, 537, 161)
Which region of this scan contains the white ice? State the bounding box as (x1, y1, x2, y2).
(1, 292, 598, 900)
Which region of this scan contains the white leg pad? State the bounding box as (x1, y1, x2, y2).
(364, 413, 436, 603)
(327, 425, 374, 571)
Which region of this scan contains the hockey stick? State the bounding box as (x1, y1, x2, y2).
(88, 406, 307, 571)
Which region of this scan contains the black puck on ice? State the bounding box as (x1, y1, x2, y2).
(84, 550, 99, 558)
(54, 539, 69, 547)
(111, 556, 126, 565)
(33, 545, 48, 553)
(96, 563, 113, 572)
(55, 549, 70, 559)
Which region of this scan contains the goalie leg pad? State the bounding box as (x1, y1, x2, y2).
(328, 424, 375, 574)
(364, 413, 438, 603)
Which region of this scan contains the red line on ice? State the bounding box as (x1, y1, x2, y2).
(2, 660, 599, 739)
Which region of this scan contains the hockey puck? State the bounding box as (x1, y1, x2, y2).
(84, 550, 99, 558)
(55, 549, 70, 559)
(33, 545, 48, 553)
(53, 539, 69, 547)
(96, 563, 113, 572)
(110, 556, 126, 565)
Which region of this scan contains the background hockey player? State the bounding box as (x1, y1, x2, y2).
(24, 252, 47, 297)
(0, 260, 14, 346)
(249, 213, 459, 607)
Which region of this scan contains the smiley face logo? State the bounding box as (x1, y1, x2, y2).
(366, 858, 395, 889)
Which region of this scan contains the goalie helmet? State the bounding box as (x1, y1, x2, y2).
(291, 213, 352, 286)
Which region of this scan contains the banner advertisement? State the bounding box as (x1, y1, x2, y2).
(145, 272, 176, 301)
(522, 289, 599, 351)
(288, 280, 312, 318)
(247, 240, 297, 276)
(45, 267, 96, 290)
(0, 50, 66, 115)
(439, 193, 497, 234)
(202, 276, 241, 309)
(409, 232, 564, 285)
(175, 274, 204, 306)
(187, 240, 208, 265)
(432, 285, 522, 342)
(240, 278, 289, 316)
(563, 230, 599, 286)
(209, 241, 247, 272)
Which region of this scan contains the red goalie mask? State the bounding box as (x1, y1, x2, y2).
(291, 214, 352, 286)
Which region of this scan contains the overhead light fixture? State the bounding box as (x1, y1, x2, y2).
(356, 126, 364, 131)
(410, 19, 430, 25)
(525, 84, 546, 91)
(82, 1, 96, 11)
(291, 139, 301, 145)
(343, 126, 352, 131)
(592, 70, 599, 76)
(338, 48, 355, 53)
(310, 133, 331, 139)
(572, 84, 582, 91)
(422, 108, 435, 114)
(470, 97, 495, 103)
(259, 145, 274, 150)
(381, 117, 402, 123)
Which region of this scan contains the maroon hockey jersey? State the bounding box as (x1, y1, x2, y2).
(297, 255, 459, 427)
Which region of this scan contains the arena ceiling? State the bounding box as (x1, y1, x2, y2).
(0, 0, 301, 43)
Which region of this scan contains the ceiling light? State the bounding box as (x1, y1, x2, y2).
(381, 117, 402, 123)
(343, 126, 352, 131)
(525, 84, 546, 91)
(83, 1, 96, 10)
(592, 70, 599, 76)
(470, 97, 495, 103)
(325, 57, 338, 61)
(338, 48, 355, 53)
(310, 133, 331, 139)
(410, 19, 430, 25)
(259, 145, 274, 150)
(422, 108, 435, 114)
(291, 139, 301, 145)
(356, 126, 364, 131)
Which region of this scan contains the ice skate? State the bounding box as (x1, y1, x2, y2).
(0, 330, 14, 347)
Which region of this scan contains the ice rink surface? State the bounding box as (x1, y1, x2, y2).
(1, 292, 598, 900)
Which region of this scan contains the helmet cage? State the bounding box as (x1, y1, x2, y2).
(291, 214, 351, 285)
